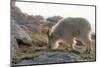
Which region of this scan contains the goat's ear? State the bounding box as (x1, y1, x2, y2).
(47, 28, 51, 37)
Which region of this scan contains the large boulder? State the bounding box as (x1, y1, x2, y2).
(11, 19, 33, 47)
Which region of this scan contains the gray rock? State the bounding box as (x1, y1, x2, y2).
(17, 52, 82, 65)
(11, 19, 33, 46)
(25, 24, 41, 32)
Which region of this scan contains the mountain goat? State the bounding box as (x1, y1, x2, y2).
(47, 17, 92, 53)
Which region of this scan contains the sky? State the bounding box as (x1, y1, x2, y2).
(15, 1, 95, 32)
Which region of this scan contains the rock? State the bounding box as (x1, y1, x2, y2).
(33, 52, 81, 64)
(25, 24, 41, 32)
(17, 52, 82, 65)
(11, 35, 19, 64)
(20, 25, 30, 33)
(11, 35, 19, 57)
(47, 16, 62, 23)
(11, 19, 33, 46)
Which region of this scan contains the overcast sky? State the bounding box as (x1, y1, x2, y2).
(15, 2, 95, 32)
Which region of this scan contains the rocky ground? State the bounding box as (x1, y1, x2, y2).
(12, 46, 95, 66)
(12, 37, 95, 66)
(17, 52, 82, 65)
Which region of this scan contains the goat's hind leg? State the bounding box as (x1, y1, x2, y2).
(79, 34, 92, 54)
